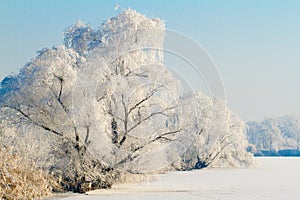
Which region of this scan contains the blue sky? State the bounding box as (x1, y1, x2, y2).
(0, 0, 300, 121)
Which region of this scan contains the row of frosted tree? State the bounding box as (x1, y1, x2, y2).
(0, 9, 253, 192)
(247, 113, 300, 155)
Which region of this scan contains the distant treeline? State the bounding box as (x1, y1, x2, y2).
(254, 149, 300, 157)
(246, 113, 300, 157)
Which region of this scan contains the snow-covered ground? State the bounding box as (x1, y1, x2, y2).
(55, 157, 300, 200)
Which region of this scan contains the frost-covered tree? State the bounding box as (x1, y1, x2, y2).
(247, 113, 300, 154)
(1, 47, 78, 139)
(0, 46, 114, 192)
(247, 119, 283, 151)
(78, 9, 186, 173)
(176, 93, 253, 169)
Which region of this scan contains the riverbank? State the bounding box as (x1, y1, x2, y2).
(52, 157, 300, 200)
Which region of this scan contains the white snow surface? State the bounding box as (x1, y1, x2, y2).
(54, 157, 300, 200)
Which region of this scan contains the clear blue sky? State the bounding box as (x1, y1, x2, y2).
(0, 0, 300, 121)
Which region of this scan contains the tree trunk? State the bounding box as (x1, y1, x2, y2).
(50, 139, 115, 193)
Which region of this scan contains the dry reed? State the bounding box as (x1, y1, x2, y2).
(0, 146, 53, 199)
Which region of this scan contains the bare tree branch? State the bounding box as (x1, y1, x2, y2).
(115, 128, 181, 168)
(119, 94, 128, 145)
(127, 103, 178, 134)
(3, 105, 63, 137)
(84, 126, 90, 146)
(127, 85, 163, 115)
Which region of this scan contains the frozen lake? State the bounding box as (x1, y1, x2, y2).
(55, 157, 300, 200)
